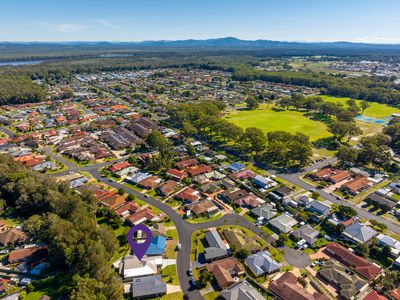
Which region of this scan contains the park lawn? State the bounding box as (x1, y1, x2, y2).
(321, 95, 400, 118)
(186, 213, 222, 224)
(161, 264, 179, 285)
(226, 104, 331, 141)
(24, 292, 46, 300)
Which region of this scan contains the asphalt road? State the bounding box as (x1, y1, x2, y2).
(87, 168, 278, 299)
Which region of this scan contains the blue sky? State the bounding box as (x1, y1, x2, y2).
(1, 0, 400, 43)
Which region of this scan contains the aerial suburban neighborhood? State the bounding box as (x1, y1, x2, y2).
(1, 1, 400, 300)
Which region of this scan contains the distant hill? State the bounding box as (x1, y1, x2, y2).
(2, 37, 400, 58)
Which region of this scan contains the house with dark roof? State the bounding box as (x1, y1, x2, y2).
(291, 225, 319, 245)
(186, 200, 219, 217)
(268, 186, 292, 202)
(204, 230, 229, 262)
(269, 272, 329, 300)
(156, 180, 178, 197)
(307, 200, 331, 217)
(319, 260, 369, 300)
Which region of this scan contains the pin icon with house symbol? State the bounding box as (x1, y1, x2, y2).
(127, 224, 153, 260)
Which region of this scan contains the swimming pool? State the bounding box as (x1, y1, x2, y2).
(355, 115, 390, 126)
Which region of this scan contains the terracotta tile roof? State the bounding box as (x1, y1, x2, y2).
(206, 257, 244, 288)
(313, 168, 335, 179)
(329, 170, 351, 183)
(109, 161, 131, 173)
(389, 288, 400, 300)
(342, 177, 371, 193)
(103, 195, 126, 210)
(126, 208, 156, 225)
(138, 176, 162, 189)
(114, 201, 140, 217)
(8, 246, 47, 263)
(157, 180, 177, 196)
(175, 158, 198, 170)
(269, 272, 329, 300)
(325, 243, 382, 280)
(362, 290, 388, 300)
(166, 168, 187, 181)
(175, 187, 200, 203)
(187, 164, 213, 177)
(186, 199, 218, 215)
(231, 169, 256, 180)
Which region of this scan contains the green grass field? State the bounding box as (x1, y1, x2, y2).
(226, 104, 331, 141)
(320, 95, 400, 118)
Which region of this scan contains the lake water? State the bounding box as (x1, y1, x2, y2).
(0, 60, 43, 66)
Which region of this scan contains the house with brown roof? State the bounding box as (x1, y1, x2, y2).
(325, 242, 382, 280)
(138, 176, 162, 189)
(109, 161, 137, 177)
(186, 200, 219, 216)
(233, 194, 264, 208)
(114, 201, 140, 218)
(126, 208, 156, 226)
(311, 168, 336, 181)
(95, 189, 117, 202)
(157, 180, 178, 197)
(221, 189, 249, 203)
(187, 164, 213, 177)
(102, 194, 127, 210)
(206, 257, 244, 288)
(318, 260, 369, 300)
(175, 187, 201, 203)
(175, 158, 198, 170)
(8, 246, 47, 264)
(269, 272, 329, 300)
(166, 168, 187, 181)
(341, 177, 372, 195)
(0, 228, 28, 247)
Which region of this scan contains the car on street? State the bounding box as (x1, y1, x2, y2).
(187, 268, 193, 276)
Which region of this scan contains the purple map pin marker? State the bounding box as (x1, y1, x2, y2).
(127, 224, 153, 260)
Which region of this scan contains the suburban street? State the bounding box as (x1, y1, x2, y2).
(41, 149, 400, 298)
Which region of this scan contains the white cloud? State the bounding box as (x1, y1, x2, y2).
(54, 23, 85, 33)
(96, 19, 119, 29)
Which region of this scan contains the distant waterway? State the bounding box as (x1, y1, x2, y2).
(0, 60, 43, 66)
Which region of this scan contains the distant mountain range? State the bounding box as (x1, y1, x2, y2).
(2, 37, 400, 57)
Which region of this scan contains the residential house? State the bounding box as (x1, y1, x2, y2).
(156, 180, 178, 197)
(221, 189, 249, 203)
(125, 172, 151, 185)
(186, 200, 219, 217)
(253, 175, 277, 190)
(269, 214, 298, 234)
(269, 272, 329, 300)
(206, 257, 245, 288)
(362, 290, 388, 300)
(204, 230, 229, 262)
(307, 200, 331, 217)
(126, 208, 156, 226)
(166, 168, 187, 181)
(102, 194, 126, 210)
(175, 187, 201, 203)
(118, 255, 157, 279)
(114, 202, 140, 219)
(367, 193, 397, 209)
(131, 275, 167, 299)
(220, 280, 264, 300)
(342, 222, 377, 244)
(228, 162, 245, 172)
(244, 250, 281, 276)
(319, 260, 369, 300)
(187, 164, 213, 177)
(376, 233, 400, 257)
(231, 169, 256, 180)
(0, 228, 28, 247)
(268, 186, 292, 202)
(8, 247, 47, 264)
(341, 177, 372, 195)
(325, 242, 382, 280)
(145, 236, 166, 256)
(138, 176, 162, 189)
(175, 158, 198, 170)
(328, 170, 352, 184)
(251, 203, 277, 220)
(291, 225, 319, 245)
(109, 161, 138, 177)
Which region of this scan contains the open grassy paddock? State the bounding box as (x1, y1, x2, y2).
(321, 95, 400, 118)
(225, 104, 331, 141)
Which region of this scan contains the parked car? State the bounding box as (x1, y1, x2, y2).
(187, 268, 193, 276)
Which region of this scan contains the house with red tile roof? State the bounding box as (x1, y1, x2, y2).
(157, 180, 178, 197)
(175, 187, 201, 203)
(166, 168, 187, 181)
(231, 169, 256, 180)
(102, 194, 127, 210)
(138, 176, 162, 189)
(175, 158, 198, 170)
(114, 201, 140, 218)
(325, 242, 382, 280)
(341, 177, 372, 195)
(362, 290, 388, 300)
(126, 208, 156, 226)
(187, 164, 213, 177)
